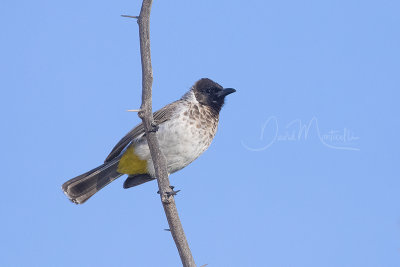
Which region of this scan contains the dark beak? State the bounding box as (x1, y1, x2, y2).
(217, 88, 236, 98)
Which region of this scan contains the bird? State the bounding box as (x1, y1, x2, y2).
(62, 78, 236, 204)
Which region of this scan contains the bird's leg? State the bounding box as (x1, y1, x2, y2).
(148, 121, 159, 132)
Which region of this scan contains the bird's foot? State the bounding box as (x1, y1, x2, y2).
(148, 122, 159, 132)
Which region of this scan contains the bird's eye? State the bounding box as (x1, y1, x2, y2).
(205, 88, 212, 94)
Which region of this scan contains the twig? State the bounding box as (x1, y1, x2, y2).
(130, 1, 196, 266)
(121, 14, 139, 19)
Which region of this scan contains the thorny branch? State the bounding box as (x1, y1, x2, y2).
(123, 1, 196, 266)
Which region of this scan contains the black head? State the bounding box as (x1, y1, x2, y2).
(192, 78, 236, 112)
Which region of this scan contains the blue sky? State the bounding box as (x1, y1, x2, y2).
(1, 0, 399, 266)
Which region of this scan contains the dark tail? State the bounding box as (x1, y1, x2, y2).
(62, 157, 123, 204)
(123, 174, 154, 189)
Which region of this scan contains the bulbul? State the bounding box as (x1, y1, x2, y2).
(62, 78, 236, 204)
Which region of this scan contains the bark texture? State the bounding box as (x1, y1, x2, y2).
(133, 1, 196, 266)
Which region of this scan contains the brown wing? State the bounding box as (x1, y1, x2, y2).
(104, 101, 179, 163)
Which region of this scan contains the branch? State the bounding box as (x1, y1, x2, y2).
(127, 1, 196, 266)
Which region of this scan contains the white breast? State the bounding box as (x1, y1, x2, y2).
(133, 99, 218, 177)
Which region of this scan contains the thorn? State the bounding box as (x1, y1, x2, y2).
(158, 186, 180, 197)
(126, 109, 141, 112)
(164, 229, 171, 232)
(166, 189, 180, 197)
(121, 15, 139, 19)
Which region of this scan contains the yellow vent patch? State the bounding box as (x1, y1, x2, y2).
(117, 146, 148, 175)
